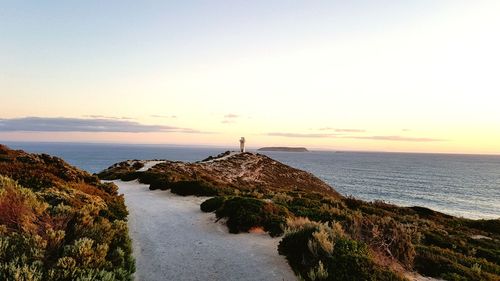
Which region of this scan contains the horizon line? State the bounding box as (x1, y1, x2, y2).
(2, 140, 500, 157)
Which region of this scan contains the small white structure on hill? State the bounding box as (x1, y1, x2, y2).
(239, 137, 246, 152)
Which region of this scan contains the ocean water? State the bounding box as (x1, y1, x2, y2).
(3, 142, 499, 220)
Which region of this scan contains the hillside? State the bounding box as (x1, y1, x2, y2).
(0, 144, 134, 280)
(99, 151, 500, 281)
(98, 151, 340, 198)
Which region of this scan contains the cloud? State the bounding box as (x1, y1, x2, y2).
(319, 127, 366, 133)
(266, 132, 444, 142)
(83, 115, 133, 120)
(221, 113, 240, 124)
(266, 132, 338, 138)
(151, 114, 177, 119)
(345, 135, 445, 142)
(0, 117, 204, 133)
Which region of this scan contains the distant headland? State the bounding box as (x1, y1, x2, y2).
(257, 146, 309, 152)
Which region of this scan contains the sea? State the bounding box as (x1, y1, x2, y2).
(3, 141, 499, 220)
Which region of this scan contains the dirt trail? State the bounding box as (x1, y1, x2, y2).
(115, 180, 297, 281)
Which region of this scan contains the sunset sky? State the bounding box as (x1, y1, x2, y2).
(1, 1, 500, 154)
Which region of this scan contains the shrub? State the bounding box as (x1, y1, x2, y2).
(64, 238, 109, 268)
(307, 261, 328, 280)
(285, 217, 321, 234)
(466, 219, 500, 235)
(414, 245, 499, 281)
(0, 261, 43, 281)
(131, 162, 144, 170)
(0, 178, 47, 233)
(278, 219, 408, 281)
(120, 172, 141, 182)
(283, 197, 340, 222)
(309, 226, 335, 255)
(138, 172, 171, 190)
(200, 197, 226, 212)
(97, 182, 119, 196)
(272, 192, 293, 204)
(0, 168, 134, 281)
(214, 197, 290, 237)
(344, 213, 416, 269)
(170, 181, 219, 196)
(278, 226, 318, 274)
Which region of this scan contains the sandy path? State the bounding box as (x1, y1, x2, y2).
(137, 160, 166, 172)
(115, 180, 297, 281)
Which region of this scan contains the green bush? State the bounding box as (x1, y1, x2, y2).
(138, 172, 171, 190)
(278, 226, 318, 275)
(120, 172, 141, 182)
(414, 245, 499, 281)
(466, 219, 500, 235)
(200, 197, 226, 212)
(278, 221, 407, 281)
(215, 197, 289, 237)
(170, 181, 219, 196)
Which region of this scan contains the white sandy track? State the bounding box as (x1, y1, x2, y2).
(114, 180, 297, 281)
(137, 161, 166, 172)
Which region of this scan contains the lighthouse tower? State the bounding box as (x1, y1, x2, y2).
(239, 137, 246, 153)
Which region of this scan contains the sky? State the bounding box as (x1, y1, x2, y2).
(1, 0, 500, 154)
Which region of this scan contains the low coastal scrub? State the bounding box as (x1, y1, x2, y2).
(415, 245, 500, 281)
(99, 151, 500, 281)
(0, 145, 135, 281)
(200, 189, 500, 280)
(278, 218, 407, 281)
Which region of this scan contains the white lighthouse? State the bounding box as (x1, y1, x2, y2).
(239, 137, 246, 153)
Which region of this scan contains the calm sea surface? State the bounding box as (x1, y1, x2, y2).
(3, 142, 499, 220)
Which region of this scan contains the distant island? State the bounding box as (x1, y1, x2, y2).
(257, 146, 309, 152)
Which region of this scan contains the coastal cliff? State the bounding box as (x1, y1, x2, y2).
(99, 151, 500, 281)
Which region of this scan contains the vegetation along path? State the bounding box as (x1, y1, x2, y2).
(114, 179, 297, 281)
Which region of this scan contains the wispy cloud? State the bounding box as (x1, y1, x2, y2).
(266, 132, 338, 138)
(266, 132, 444, 142)
(319, 127, 366, 133)
(0, 117, 205, 133)
(83, 115, 133, 120)
(345, 135, 445, 142)
(151, 114, 177, 119)
(221, 113, 239, 124)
